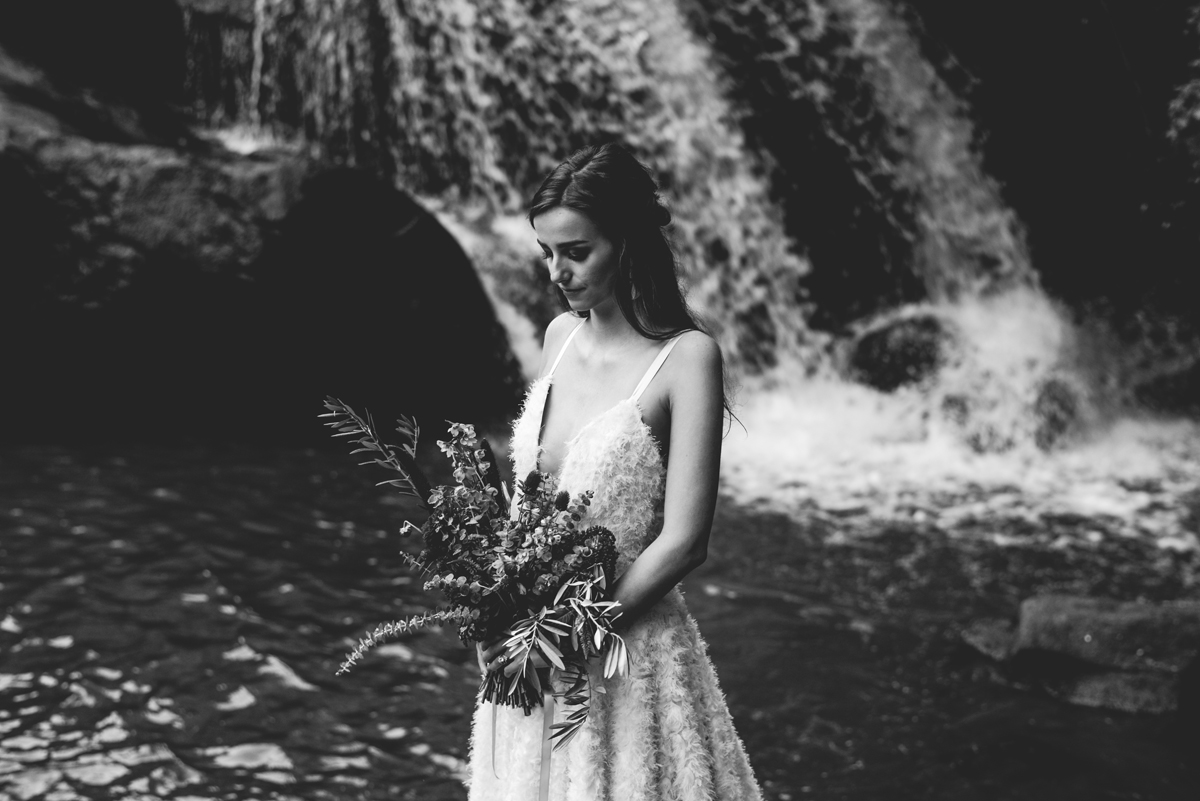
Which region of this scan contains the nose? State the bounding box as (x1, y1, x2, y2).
(548, 258, 570, 286)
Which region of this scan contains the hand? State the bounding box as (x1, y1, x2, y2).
(477, 640, 502, 673)
(477, 638, 549, 674)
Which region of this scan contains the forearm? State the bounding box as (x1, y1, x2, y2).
(608, 531, 707, 633)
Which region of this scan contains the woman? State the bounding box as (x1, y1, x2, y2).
(467, 144, 763, 801)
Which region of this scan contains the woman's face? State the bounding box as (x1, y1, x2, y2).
(532, 207, 620, 313)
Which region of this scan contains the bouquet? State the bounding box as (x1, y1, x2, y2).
(321, 397, 630, 749)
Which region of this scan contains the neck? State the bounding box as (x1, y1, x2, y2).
(581, 295, 644, 347)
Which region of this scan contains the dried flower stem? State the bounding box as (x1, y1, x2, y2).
(336, 606, 473, 675)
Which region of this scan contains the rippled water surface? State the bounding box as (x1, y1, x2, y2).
(2, 444, 1197, 800)
(0, 446, 475, 801)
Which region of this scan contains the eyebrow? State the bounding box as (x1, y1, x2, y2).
(536, 238, 589, 249)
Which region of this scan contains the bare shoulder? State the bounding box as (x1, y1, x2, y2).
(538, 313, 581, 376)
(663, 329, 723, 401)
(669, 329, 723, 377)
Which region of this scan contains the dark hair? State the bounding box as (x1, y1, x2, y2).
(528, 143, 701, 340)
(529, 143, 738, 425)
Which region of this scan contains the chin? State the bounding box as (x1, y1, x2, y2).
(562, 292, 588, 308)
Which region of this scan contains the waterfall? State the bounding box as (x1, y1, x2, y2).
(182, 0, 820, 372)
(180, 0, 1074, 397)
(176, 0, 1200, 551)
(827, 0, 1034, 300)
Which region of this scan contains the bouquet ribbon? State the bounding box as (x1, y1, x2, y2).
(539, 682, 554, 801)
(487, 666, 556, 796)
(488, 669, 557, 801)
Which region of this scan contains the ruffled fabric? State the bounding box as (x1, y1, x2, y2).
(466, 377, 763, 801)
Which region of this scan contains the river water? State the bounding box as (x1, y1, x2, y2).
(2, 431, 1197, 800)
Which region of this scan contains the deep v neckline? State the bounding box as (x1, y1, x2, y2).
(532, 325, 685, 482)
(533, 375, 641, 481)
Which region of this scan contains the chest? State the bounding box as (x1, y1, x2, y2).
(536, 360, 671, 477)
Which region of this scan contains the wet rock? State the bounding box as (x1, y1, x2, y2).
(963, 595, 1200, 714)
(1031, 375, 1085, 450)
(848, 313, 956, 392)
(1046, 670, 1179, 715)
(1, 130, 306, 299)
(960, 618, 1016, 662)
(1016, 595, 1200, 674)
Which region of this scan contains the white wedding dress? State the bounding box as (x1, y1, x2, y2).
(466, 324, 763, 801)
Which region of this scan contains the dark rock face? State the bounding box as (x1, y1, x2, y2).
(0, 135, 522, 442)
(178, 0, 257, 128)
(848, 313, 954, 392)
(0, 35, 523, 443)
(252, 168, 525, 437)
(963, 595, 1200, 715)
(1134, 359, 1200, 417)
(0, 1, 188, 114)
(907, 0, 1200, 335)
(1, 134, 302, 302)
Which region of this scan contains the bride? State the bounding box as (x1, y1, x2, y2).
(467, 143, 763, 801)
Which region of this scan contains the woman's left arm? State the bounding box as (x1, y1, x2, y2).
(608, 332, 724, 631)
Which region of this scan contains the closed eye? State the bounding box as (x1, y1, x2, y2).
(538, 249, 588, 262)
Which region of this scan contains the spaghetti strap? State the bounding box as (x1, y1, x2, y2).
(629, 333, 686, 403)
(546, 321, 585, 377)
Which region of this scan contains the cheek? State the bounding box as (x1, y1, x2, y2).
(593, 248, 621, 286)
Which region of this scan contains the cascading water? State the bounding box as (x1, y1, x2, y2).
(179, 0, 1200, 554)
(182, 0, 819, 372)
(704, 0, 1200, 552)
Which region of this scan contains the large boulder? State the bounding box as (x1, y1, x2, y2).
(848, 312, 956, 392)
(1016, 595, 1200, 674)
(963, 595, 1200, 715)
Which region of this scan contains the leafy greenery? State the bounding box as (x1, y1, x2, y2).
(323, 398, 628, 742)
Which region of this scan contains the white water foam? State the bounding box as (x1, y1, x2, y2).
(721, 290, 1200, 551)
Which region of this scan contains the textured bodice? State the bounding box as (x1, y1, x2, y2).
(509, 375, 667, 572)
